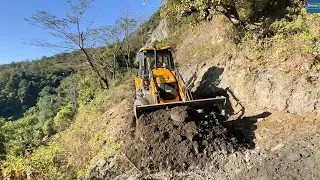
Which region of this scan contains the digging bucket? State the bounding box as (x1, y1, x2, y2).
(134, 97, 226, 118)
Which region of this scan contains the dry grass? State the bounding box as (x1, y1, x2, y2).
(53, 72, 135, 171)
(172, 12, 320, 79)
(239, 34, 314, 73)
(172, 15, 235, 65)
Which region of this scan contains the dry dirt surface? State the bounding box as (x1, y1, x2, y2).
(237, 133, 320, 180)
(123, 107, 252, 174)
(136, 132, 320, 180)
(113, 106, 320, 180)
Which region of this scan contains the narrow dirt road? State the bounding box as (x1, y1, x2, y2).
(115, 105, 320, 180)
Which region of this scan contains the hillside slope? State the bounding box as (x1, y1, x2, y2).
(0, 10, 162, 179)
(86, 7, 320, 179)
(128, 3, 320, 180)
(114, 2, 320, 179)
(176, 16, 319, 116)
(1, 1, 320, 179)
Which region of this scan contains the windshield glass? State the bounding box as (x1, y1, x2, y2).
(146, 51, 174, 70)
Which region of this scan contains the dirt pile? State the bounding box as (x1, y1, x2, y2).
(124, 107, 251, 173)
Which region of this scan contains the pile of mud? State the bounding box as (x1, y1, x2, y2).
(124, 107, 250, 173)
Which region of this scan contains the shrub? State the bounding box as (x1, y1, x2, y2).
(1, 143, 69, 179)
(0, 118, 6, 159)
(54, 105, 76, 132)
(42, 119, 56, 137)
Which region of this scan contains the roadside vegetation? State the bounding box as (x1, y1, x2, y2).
(0, 0, 161, 178)
(1, 0, 319, 179)
(161, 0, 320, 79)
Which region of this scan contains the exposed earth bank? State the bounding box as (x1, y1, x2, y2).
(88, 15, 320, 180)
(88, 101, 320, 180)
(113, 106, 320, 180)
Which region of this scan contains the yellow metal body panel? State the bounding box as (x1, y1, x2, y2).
(177, 80, 187, 101)
(150, 79, 158, 104)
(135, 76, 142, 90)
(153, 68, 176, 84)
(135, 46, 189, 105)
(151, 68, 182, 104)
(134, 68, 189, 105)
(139, 46, 172, 52)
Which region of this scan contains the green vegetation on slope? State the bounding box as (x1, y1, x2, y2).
(3, 0, 319, 178)
(161, 0, 320, 68)
(0, 57, 73, 120)
(0, 6, 161, 179)
(1, 72, 134, 179)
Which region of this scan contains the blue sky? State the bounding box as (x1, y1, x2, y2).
(0, 0, 161, 64)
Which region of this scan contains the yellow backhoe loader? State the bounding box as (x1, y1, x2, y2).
(134, 46, 226, 118)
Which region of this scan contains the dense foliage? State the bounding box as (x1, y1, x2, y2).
(0, 6, 161, 167)
(160, 0, 302, 25)
(0, 55, 80, 157)
(0, 61, 72, 120)
(0, 55, 117, 158)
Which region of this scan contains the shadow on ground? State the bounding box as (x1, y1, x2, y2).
(224, 112, 272, 149)
(192, 66, 272, 150)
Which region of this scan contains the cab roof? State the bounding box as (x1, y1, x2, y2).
(139, 46, 171, 52)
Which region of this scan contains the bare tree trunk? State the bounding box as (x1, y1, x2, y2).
(26, 0, 113, 91)
(113, 54, 116, 79)
(73, 80, 78, 109)
(127, 40, 131, 71)
(81, 48, 109, 89)
(125, 35, 130, 72)
(125, 57, 130, 72)
(140, 27, 144, 46)
(221, 0, 244, 27)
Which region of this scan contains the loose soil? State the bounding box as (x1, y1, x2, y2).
(124, 107, 252, 173)
(128, 107, 320, 180)
(89, 99, 320, 180)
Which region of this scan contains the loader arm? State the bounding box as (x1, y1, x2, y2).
(134, 46, 226, 118)
(175, 67, 193, 101)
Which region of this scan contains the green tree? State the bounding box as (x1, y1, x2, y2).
(0, 118, 6, 159)
(159, 0, 287, 25)
(26, 0, 110, 89)
(117, 0, 138, 71)
(0, 63, 71, 120)
(1, 115, 40, 157)
(54, 105, 76, 132)
(42, 119, 56, 137)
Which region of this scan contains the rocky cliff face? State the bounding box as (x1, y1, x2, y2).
(172, 16, 320, 116)
(145, 19, 168, 46)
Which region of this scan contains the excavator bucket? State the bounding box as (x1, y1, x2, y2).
(134, 97, 226, 118)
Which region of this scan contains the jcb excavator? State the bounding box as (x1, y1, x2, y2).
(134, 46, 226, 118)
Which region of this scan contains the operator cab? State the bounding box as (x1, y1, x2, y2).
(148, 50, 174, 70)
(135, 46, 180, 104)
(137, 46, 175, 73)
